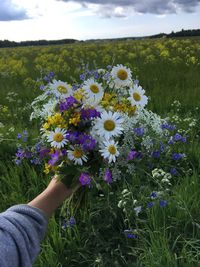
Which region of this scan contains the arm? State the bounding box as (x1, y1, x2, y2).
(0, 176, 74, 267)
(28, 176, 74, 218)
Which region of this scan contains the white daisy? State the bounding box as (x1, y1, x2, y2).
(100, 139, 119, 163)
(128, 84, 148, 108)
(93, 110, 124, 140)
(67, 146, 88, 165)
(47, 128, 67, 148)
(82, 78, 104, 103)
(110, 64, 132, 89)
(49, 80, 72, 99)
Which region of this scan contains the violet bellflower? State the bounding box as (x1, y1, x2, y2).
(104, 169, 113, 184)
(79, 173, 91, 187)
(59, 96, 78, 112)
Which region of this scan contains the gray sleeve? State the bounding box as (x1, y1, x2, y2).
(0, 204, 48, 267)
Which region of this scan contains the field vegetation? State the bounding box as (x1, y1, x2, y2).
(0, 38, 200, 267)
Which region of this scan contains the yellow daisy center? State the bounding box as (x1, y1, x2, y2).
(133, 92, 141, 102)
(104, 120, 116, 131)
(108, 145, 117, 155)
(90, 84, 99, 94)
(117, 69, 128, 81)
(57, 85, 68, 94)
(53, 133, 64, 142)
(73, 149, 83, 158)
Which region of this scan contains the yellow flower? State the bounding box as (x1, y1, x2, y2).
(47, 113, 67, 128)
(73, 88, 84, 101)
(43, 122, 50, 130)
(69, 112, 81, 126)
(44, 163, 51, 174)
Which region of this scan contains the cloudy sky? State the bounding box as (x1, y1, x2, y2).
(0, 0, 200, 41)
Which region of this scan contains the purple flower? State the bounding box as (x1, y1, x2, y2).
(150, 192, 157, 199)
(127, 150, 138, 161)
(159, 200, 168, 207)
(43, 75, 50, 83)
(80, 108, 101, 120)
(107, 65, 112, 70)
(161, 123, 176, 131)
(39, 148, 50, 159)
(31, 158, 40, 165)
(68, 217, 76, 228)
(147, 202, 154, 208)
(134, 79, 139, 85)
(59, 96, 78, 112)
(39, 84, 45, 90)
(134, 127, 144, 136)
(170, 168, 178, 176)
(79, 134, 96, 151)
(172, 153, 185, 161)
(124, 230, 137, 239)
(93, 71, 99, 79)
(23, 130, 28, 136)
(15, 159, 21, 165)
(48, 150, 60, 166)
(17, 133, 22, 139)
(66, 131, 79, 143)
(168, 136, 175, 145)
(174, 133, 187, 143)
(104, 170, 113, 184)
(48, 71, 54, 78)
(79, 173, 91, 187)
(80, 73, 86, 81)
(174, 133, 183, 141)
(152, 151, 160, 158)
(16, 148, 26, 159)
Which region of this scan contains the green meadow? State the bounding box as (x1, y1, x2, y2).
(0, 38, 200, 267)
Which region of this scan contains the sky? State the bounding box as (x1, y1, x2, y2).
(0, 0, 200, 41)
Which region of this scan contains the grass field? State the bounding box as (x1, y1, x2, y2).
(0, 38, 200, 267)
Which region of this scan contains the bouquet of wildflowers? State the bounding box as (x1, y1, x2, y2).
(15, 64, 187, 189)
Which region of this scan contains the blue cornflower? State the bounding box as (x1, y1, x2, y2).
(152, 151, 160, 158)
(150, 192, 157, 199)
(80, 73, 86, 81)
(23, 130, 28, 136)
(39, 84, 45, 90)
(68, 217, 76, 228)
(172, 153, 185, 161)
(134, 127, 144, 136)
(17, 133, 22, 139)
(15, 159, 21, 165)
(30, 158, 40, 165)
(147, 202, 154, 208)
(159, 200, 168, 207)
(48, 71, 54, 78)
(124, 230, 137, 239)
(161, 123, 176, 131)
(168, 136, 175, 145)
(170, 168, 178, 176)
